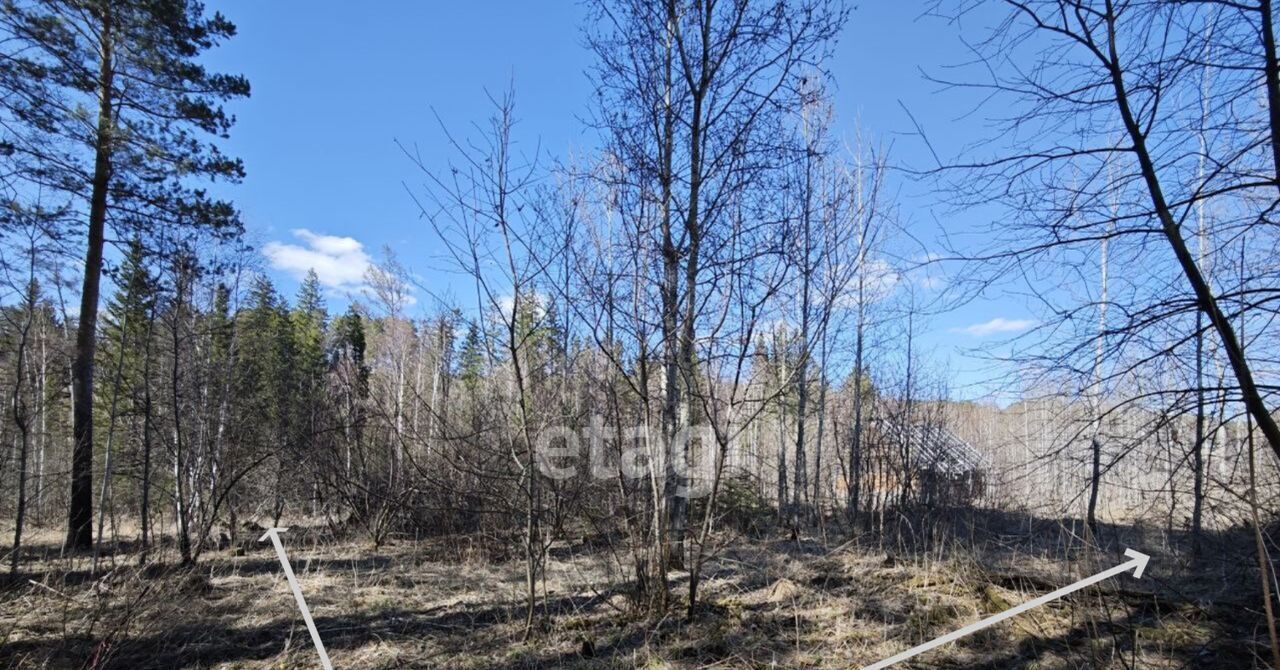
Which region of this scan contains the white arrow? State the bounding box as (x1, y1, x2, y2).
(259, 527, 333, 670)
(861, 548, 1151, 670)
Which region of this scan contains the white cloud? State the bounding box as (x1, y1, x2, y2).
(917, 251, 944, 264)
(263, 228, 373, 292)
(951, 317, 1038, 337)
(908, 252, 946, 291)
(832, 258, 900, 309)
(492, 291, 548, 324)
(863, 258, 901, 299)
(915, 274, 945, 291)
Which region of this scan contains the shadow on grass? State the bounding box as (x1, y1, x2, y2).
(0, 585, 627, 669)
(1, 506, 1271, 669)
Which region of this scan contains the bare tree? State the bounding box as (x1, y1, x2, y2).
(2, 226, 42, 576)
(407, 89, 562, 635)
(587, 0, 847, 575)
(925, 2, 1280, 517)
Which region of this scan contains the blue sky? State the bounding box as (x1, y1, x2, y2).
(202, 1, 1039, 399)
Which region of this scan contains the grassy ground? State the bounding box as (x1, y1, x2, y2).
(0, 514, 1270, 669)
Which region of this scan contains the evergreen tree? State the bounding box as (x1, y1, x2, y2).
(98, 239, 157, 529)
(209, 283, 234, 363)
(457, 322, 485, 392)
(236, 279, 293, 457)
(0, 0, 250, 549)
(101, 241, 156, 419)
(329, 305, 369, 483)
(332, 305, 369, 395)
(292, 270, 328, 460)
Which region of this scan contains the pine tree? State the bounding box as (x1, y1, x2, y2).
(0, 0, 250, 549)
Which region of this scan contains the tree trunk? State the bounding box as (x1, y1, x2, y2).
(10, 279, 36, 576)
(67, 5, 115, 552)
(793, 157, 813, 531)
(850, 267, 866, 525)
(794, 104, 823, 529)
(34, 320, 48, 525)
(658, 4, 683, 575)
(93, 313, 129, 573)
(1087, 229, 1108, 538)
(139, 308, 156, 564)
(775, 329, 789, 519)
(814, 332, 828, 529)
(899, 304, 915, 509)
(1260, 0, 1280, 189)
(171, 281, 192, 565)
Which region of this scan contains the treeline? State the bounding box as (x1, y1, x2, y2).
(3, 250, 335, 564)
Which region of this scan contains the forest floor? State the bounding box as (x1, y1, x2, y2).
(0, 511, 1271, 669)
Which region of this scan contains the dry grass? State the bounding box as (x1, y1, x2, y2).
(0, 520, 1268, 669)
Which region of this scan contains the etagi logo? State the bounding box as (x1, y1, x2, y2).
(533, 416, 719, 498)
